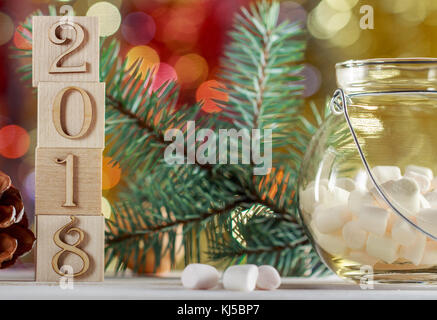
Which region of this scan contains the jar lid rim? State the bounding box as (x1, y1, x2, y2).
(336, 58, 437, 68)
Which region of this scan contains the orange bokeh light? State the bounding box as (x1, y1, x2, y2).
(196, 80, 228, 113)
(126, 45, 160, 79)
(13, 26, 32, 50)
(0, 125, 30, 159)
(174, 53, 208, 88)
(102, 156, 122, 190)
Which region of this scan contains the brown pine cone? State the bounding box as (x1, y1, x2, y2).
(0, 171, 35, 269)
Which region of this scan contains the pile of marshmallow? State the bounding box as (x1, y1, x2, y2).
(181, 264, 281, 291)
(300, 165, 437, 267)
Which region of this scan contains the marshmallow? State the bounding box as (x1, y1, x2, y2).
(181, 264, 220, 290)
(347, 250, 379, 266)
(316, 232, 348, 256)
(335, 178, 356, 192)
(354, 170, 368, 191)
(421, 241, 437, 265)
(325, 186, 350, 207)
(399, 233, 426, 266)
(223, 265, 259, 292)
(366, 166, 401, 190)
(357, 205, 390, 236)
(377, 178, 421, 216)
(256, 265, 281, 290)
(432, 177, 437, 191)
(314, 205, 351, 233)
(417, 208, 437, 236)
(391, 218, 417, 246)
(404, 171, 431, 193)
(342, 221, 368, 250)
(425, 190, 437, 207)
(300, 185, 328, 214)
(366, 234, 399, 264)
(348, 190, 376, 217)
(405, 165, 433, 180)
(420, 194, 431, 209)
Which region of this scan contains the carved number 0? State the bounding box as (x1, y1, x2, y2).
(49, 21, 86, 73)
(52, 86, 93, 139)
(55, 154, 76, 207)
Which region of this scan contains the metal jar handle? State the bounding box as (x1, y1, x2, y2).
(329, 88, 437, 241)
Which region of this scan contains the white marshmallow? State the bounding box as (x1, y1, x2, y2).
(417, 208, 437, 236)
(311, 222, 348, 256)
(391, 218, 417, 246)
(405, 165, 433, 180)
(432, 177, 437, 191)
(347, 251, 379, 266)
(366, 166, 401, 190)
(425, 190, 437, 207)
(314, 205, 351, 233)
(399, 233, 426, 266)
(342, 221, 368, 250)
(420, 194, 431, 209)
(256, 265, 281, 290)
(300, 185, 328, 214)
(181, 264, 220, 290)
(335, 178, 356, 192)
(357, 205, 390, 236)
(306, 178, 329, 190)
(404, 171, 431, 193)
(366, 234, 399, 264)
(354, 170, 368, 191)
(421, 241, 437, 265)
(377, 178, 421, 216)
(223, 265, 259, 292)
(348, 190, 375, 217)
(325, 186, 350, 207)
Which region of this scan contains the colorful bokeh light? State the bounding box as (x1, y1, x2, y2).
(152, 63, 178, 92)
(196, 80, 228, 113)
(0, 12, 14, 46)
(86, 1, 121, 37)
(102, 156, 122, 190)
(122, 12, 156, 46)
(13, 25, 32, 50)
(0, 125, 30, 159)
(126, 45, 160, 79)
(174, 53, 208, 88)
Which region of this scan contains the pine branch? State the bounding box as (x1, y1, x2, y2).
(11, 2, 331, 277)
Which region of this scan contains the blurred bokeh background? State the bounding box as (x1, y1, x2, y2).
(0, 0, 436, 269)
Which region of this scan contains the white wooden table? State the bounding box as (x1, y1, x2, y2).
(1, 269, 437, 299)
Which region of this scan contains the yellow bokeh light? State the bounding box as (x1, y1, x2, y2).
(86, 1, 121, 37)
(126, 45, 160, 79)
(329, 17, 361, 48)
(0, 12, 14, 46)
(102, 156, 122, 190)
(326, 0, 358, 12)
(174, 54, 208, 87)
(102, 196, 112, 219)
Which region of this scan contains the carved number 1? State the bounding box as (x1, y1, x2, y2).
(55, 154, 76, 207)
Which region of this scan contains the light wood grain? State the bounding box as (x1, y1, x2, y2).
(32, 16, 99, 87)
(36, 215, 104, 282)
(38, 82, 105, 148)
(35, 148, 103, 216)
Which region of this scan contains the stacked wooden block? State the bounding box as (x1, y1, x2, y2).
(32, 16, 104, 282)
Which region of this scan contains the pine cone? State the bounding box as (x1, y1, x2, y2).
(0, 171, 35, 269)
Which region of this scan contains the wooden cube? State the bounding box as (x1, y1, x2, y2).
(36, 215, 104, 282)
(32, 16, 99, 87)
(38, 82, 105, 149)
(35, 148, 103, 216)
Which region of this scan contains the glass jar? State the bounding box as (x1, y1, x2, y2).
(298, 58, 437, 284)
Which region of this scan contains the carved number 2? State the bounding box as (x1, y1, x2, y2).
(55, 154, 76, 207)
(49, 21, 86, 73)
